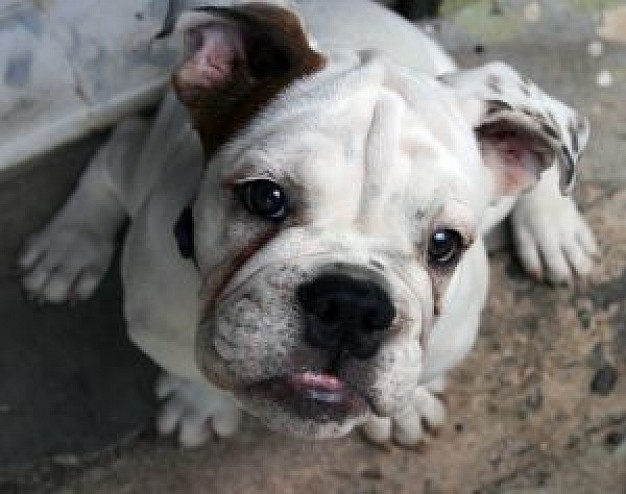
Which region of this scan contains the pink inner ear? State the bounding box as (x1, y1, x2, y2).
(178, 25, 244, 90)
(480, 132, 544, 196)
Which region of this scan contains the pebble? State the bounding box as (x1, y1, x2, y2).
(361, 466, 383, 481)
(525, 386, 543, 411)
(488, 451, 502, 466)
(590, 365, 618, 395)
(52, 453, 80, 467)
(577, 307, 592, 330)
(587, 41, 604, 58)
(605, 431, 624, 448)
(596, 70, 613, 88)
(524, 2, 541, 23)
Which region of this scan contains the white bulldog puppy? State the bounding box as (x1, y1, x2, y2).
(20, 0, 597, 447)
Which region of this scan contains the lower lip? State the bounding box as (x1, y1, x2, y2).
(251, 372, 369, 420)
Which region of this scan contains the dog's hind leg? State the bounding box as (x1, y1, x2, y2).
(19, 117, 151, 303)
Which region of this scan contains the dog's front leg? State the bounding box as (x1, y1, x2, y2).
(19, 118, 149, 302)
(362, 377, 446, 447)
(155, 373, 241, 447)
(510, 166, 599, 284)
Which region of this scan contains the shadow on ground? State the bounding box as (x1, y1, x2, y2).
(0, 135, 158, 471)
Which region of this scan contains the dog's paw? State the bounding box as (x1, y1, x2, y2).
(19, 222, 115, 303)
(18, 222, 115, 303)
(511, 194, 599, 284)
(155, 373, 241, 448)
(361, 381, 446, 448)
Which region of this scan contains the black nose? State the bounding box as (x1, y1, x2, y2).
(297, 273, 395, 360)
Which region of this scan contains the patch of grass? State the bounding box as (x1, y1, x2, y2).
(446, 1, 526, 42)
(440, 0, 482, 16)
(567, 0, 623, 12)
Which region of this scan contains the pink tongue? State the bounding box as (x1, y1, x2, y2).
(290, 372, 345, 392)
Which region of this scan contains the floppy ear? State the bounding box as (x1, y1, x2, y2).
(159, 2, 324, 156)
(439, 62, 589, 196)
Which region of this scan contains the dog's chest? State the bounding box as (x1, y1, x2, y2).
(121, 141, 205, 381)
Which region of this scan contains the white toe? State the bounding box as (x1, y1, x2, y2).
(513, 226, 543, 278)
(392, 407, 424, 446)
(414, 387, 446, 428)
(212, 407, 241, 438)
(156, 395, 185, 436)
(362, 416, 392, 444)
(73, 272, 101, 300)
(179, 413, 210, 448)
(154, 373, 240, 447)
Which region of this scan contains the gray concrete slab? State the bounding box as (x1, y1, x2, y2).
(0, 135, 157, 469)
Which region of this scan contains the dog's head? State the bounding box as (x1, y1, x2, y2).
(165, 2, 589, 438)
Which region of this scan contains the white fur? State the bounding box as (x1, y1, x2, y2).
(20, 0, 596, 447)
(155, 373, 240, 447)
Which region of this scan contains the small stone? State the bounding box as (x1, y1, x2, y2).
(577, 307, 592, 330)
(566, 434, 581, 449)
(361, 466, 383, 480)
(524, 2, 541, 23)
(526, 387, 543, 411)
(52, 453, 80, 467)
(596, 70, 613, 88)
(474, 44, 485, 55)
(490, 0, 503, 15)
(605, 431, 624, 448)
(587, 40, 604, 58)
(590, 365, 618, 396)
(423, 478, 441, 494)
(554, 411, 568, 422)
(510, 439, 533, 455)
(454, 422, 465, 433)
(488, 451, 502, 466)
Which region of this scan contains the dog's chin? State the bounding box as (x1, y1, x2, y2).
(238, 372, 371, 439)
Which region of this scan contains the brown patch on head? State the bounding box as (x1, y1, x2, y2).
(202, 227, 279, 310)
(172, 4, 325, 158)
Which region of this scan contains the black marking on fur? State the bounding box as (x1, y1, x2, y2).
(174, 206, 195, 260)
(569, 121, 580, 154)
(541, 123, 559, 140)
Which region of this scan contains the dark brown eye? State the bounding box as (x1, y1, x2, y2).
(236, 180, 288, 221)
(428, 229, 464, 268)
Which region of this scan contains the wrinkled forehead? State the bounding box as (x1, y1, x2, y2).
(210, 53, 487, 210)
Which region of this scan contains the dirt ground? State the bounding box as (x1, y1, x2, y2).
(1, 1, 625, 493)
(4, 186, 624, 494)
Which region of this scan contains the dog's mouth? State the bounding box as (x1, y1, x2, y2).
(247, 371, 370, 422)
